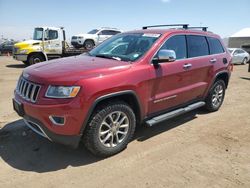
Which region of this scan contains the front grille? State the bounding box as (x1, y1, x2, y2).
(16, 77, 41, 103)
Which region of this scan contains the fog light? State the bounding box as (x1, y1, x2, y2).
(49, 116, 65, 126)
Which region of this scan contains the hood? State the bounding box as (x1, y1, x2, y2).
(14, 40, 41, 48)
(23, 55, 131, 85)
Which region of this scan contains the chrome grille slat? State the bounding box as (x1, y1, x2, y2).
(15, 77, 41, 103)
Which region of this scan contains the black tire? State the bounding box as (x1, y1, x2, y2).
(242, 57, 247, 65)
(82, 101, 136, 157)
(22, 61, 29, 66)
(84, 40, 95, 50)
(28, 54, 45, 65)
(205, 80, 226, 112)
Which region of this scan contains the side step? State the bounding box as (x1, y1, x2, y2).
(146, 101, 205, 127)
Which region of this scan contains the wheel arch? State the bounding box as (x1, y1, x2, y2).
(80, 90, 143, 135)
(27, 51, 48, 62)
(84, 39, 96, 46)
(214, 71, 230, 88)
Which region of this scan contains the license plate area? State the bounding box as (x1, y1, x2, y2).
(13, 98, 25, 117)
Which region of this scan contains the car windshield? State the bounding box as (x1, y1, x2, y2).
(33, 28, 43, 40)
(88, 33, 161, 62)
(228, 49, 234, 54)
(88, 29, 99, 34)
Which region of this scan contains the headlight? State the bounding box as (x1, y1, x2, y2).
(45, 86, 80, 98)
(19, 49, 28, 54)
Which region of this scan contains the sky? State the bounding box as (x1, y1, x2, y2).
(0, 0, 249, 41)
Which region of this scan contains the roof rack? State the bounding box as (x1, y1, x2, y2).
(142, 24, 189, 30)
(142, 24, 208, 32)
(187, 27, 208, 32)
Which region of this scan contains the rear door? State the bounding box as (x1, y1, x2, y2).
(98, 30, 112, 44)
(185, 35, 214, 100)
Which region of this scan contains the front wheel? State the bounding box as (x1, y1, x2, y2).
(82, 101, 136, 157)
(84, 40, 95, 50)
(205, 80, 226, 112)
(28, 54, 45, 65)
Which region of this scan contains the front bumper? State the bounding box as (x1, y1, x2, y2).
(13, 54, 28, 61)
(23, 115, 81, 148)
(12, 94, 87, 148)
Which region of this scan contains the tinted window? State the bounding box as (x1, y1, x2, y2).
(234, 50, 241, 55)
(187, 35, 209, 58)
(207, 37, 224, 54)
(109, 30, 121, 35)
(160, 35, 187, 60)
(88, 29, 99, 34)
(100, 30, 112, 35)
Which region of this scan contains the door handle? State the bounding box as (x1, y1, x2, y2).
(183, 63, 192, 69)
(210, 58, 217, 63)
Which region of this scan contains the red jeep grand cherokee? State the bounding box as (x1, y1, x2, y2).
(13, 24, 232, 157)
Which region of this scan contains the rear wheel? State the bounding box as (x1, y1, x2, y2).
(28, 54, 45, 65)
(242, 57, 247, 65)
(82, 101, 136, 157)
(205, 80, 226, 112)
(84, 40, 95, 50)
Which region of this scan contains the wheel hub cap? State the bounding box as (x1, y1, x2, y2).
(99, 111, 129, 148)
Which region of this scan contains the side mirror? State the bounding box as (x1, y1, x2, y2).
(152, 49, 176, 65)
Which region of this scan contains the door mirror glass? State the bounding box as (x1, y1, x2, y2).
(152, 49, 176, 65)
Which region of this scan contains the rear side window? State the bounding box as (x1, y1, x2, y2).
(207, 37, 224, 54)
(160, 35, 187, 60)
(187, 35, 209, 58)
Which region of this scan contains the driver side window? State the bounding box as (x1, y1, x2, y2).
(159, 35, 187, 60)
(45, 30, 58, 40)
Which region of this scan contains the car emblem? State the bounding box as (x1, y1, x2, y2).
(23, 73, 29, 79)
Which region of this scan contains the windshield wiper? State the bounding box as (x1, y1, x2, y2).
(95, 54, 121, 61)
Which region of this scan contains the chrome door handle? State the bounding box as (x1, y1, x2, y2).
(183, 63, 192, 69)
(210, 58, 217, 63)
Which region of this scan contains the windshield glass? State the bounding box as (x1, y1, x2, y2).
(89, 33, 161, 62)
(88, 29, 99, 34)
(228, 49, 233, 54)
(33, 28, 43, 40)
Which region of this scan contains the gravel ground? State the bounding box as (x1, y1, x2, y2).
(0, 56, 250, 188)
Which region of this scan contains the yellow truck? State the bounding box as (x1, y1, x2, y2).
(13, 27, 87, 65)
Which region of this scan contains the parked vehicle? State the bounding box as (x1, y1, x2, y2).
(228, 48, 250, 64)
(13, 24, 232, 157)
(0, 41, 16, 55)
(71, 27, 122, 50)
(13, 27, 88, 65)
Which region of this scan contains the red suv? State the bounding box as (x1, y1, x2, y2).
(13, 24, 232, 157)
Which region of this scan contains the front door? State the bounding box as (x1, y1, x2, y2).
(43, 29, 62, 55)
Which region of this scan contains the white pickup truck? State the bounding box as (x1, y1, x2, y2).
(71, 27, 122, 50)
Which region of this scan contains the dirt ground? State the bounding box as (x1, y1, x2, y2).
(0, 56, 250, 188)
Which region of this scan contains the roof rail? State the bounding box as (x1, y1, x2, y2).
(187, 27, 208, 32)
(142, 24, 189, 30)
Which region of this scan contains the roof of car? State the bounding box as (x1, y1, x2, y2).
(126, 28, 220, 38)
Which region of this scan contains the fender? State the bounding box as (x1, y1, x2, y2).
(79, 90, 143, 134)
(205, 70, 230, 97)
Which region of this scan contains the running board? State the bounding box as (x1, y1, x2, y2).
(146, 101, 205, 127)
